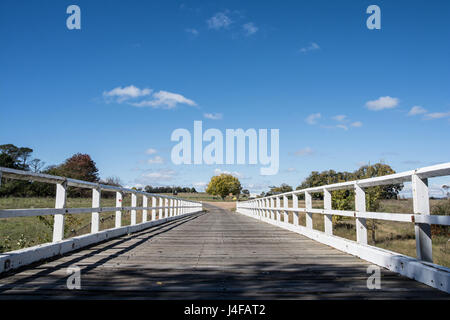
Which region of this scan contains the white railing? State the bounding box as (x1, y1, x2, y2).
(0, 167, 203, 273)
(236, 162, 450, 293)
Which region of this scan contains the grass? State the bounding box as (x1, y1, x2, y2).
(0, 196, 448, 268)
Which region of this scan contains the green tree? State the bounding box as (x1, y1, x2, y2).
(206, 174, 242, 200)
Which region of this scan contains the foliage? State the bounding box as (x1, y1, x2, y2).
(206, 174, 242, 199)
(144, 186, 197, 194)
(266, 183, 293, 196)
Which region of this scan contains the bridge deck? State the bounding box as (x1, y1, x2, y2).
(0, 204, 448, 299)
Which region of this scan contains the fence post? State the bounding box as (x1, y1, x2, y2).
(159, 197, 163, 218)
(164, 198, 169, 218)
(264, 198, 268, 218)
(305, 191, 313, 229)
(91, 187, 101, 233)
(115, 191, 123, 228)
(53, 181, 67, 242)
(292, 193, 299, 226)
(276, 197, 281, 221)
(324, 189, 333, 236)
(131, 193, 137, 225)
(412, 174, 433, 262)
(355, 184, 368, 245)
(151, 196, 157, 220)
(270, 197, 274, 219)
(142, 195, 148, 222)
(283, 195, 289, 223)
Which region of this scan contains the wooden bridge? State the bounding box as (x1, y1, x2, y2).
(0, 164, 449, 299)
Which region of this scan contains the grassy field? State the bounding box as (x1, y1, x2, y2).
(0, 196, 448, 268)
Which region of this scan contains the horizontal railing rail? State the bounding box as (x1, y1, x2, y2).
(0, 166, 203, 272)
(236, 162, 450, 293)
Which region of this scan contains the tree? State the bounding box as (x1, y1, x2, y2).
(267, 183, 293, 196)
(206, 174, 242, 200)
(242, 189, 250, 195)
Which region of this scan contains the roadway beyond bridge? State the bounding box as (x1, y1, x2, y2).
(0, 203, 447, 299)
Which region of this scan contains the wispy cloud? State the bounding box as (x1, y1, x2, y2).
(207, 12, 232, 30)
(336, 124, 348, 131)
(103, 85, 152, 103)
(306, 113, 321, 125)
(408, 105, 427, 116)
(130, 90, 197, 109)
(332, 115, 347, 122)
(365, 96, 399, 111)
(146, 148, 157, 155)
(103, 86, 196, 109)
(185, 28, 199, 36)
(243, 22, 258, 36)
(147, 156, 164, 164)
(423, 111, 450, 120)
(204, 112, 223, 120)
(299, 42, 320, 53)
(351, 121, 363, 127)
(214, 168, 243, 178)
(140, 169, 177, 181)
(295, 147, 314, 156)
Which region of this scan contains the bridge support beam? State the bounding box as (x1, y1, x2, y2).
(305, 191, 313, 229)
(355, 184, 367, 245)
(324, 189, 333, 236)
(115, 191, 123, 228)
(91, 187, 101, 233)
(52, 182, 67, 242)
(412, 174, 433, 262)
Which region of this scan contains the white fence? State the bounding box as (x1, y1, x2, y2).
(0, 167, 203, 273)
(236, 162, 450, 293)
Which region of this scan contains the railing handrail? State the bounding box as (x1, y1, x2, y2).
(0, 166, 197, 202)
(239, 162, 450, 200)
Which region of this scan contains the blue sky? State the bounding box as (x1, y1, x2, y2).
(1, 0, 449, 195)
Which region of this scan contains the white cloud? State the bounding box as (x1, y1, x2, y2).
(146, 148, 157, 155)
(193, 182, 207, 188)
(306, 113, 321, 125)
(332, 115, 347, 122)
(287, 167, 296, 172)
(207, 12, 232, 30)
(336, 124, 348, 130)
(204, 112, 223, 120)
(243, 22, 258, 36)
(185, 28, 199, 36)
(299, 42, 320, 53)
(295, 147, 314, 156)
(130, 90, 197, 109)
(214, 168, 243, 178)
(423, 111, 450, 120)
(351, 121, 363, 127)
(148, 156, 164, 164)
(103, 85, 151, 103)
(141, 169, 176, 181)
(408, 105, 427, 116)
(365, 96, 399, 111)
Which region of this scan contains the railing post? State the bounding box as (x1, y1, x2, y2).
(283, 195, 289, 223)
(412, 174, 433, 262)
(169, 199, 173, 217)
(142, 195, 148, 222)
(264, 198, 268, 218)
(115, 191, 123, 228)
(270, 197, 274, 219)
(151, 196, 157, 220)
(355, 184, 368, 245)
(305, 191, 313, 229)
(159, 197, 163, 218)
(164, 198, 169, 218)
(53, 181, 67, 242)
(324, 189, 333, 236)
(292, 193, 299, 226)
(91, 187, 101, 233)
(276, 197, 281, 221)
(130, 193, 137, 225)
